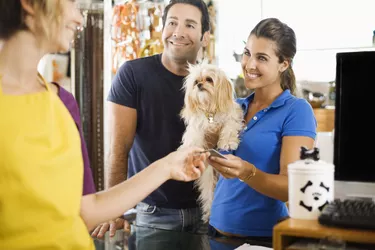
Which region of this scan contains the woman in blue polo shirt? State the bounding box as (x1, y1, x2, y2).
(208, 18, 317, 243)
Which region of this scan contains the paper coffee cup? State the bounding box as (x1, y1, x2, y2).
(288, 159, 335, 220)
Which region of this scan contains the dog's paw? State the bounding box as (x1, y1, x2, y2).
(218, 140, 239, 151)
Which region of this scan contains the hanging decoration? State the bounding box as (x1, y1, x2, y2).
(111, 0, 141, 74)
(111, 0, 165, 74)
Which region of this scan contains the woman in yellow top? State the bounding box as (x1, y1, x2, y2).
(0, 1, 209, 249)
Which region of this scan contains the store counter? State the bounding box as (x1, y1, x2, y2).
(93, 225, 273, 250)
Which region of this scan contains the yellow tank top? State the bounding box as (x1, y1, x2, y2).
(0, 75, 94, 250)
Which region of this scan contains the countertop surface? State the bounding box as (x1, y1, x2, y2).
(93, 225, 273, 250)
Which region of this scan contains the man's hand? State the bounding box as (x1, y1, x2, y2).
(91, 218, 131, 238)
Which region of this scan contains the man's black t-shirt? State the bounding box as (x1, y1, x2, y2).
(107, 54, 199, 209)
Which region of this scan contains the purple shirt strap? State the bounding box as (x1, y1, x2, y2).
(54, 83, 96, 195)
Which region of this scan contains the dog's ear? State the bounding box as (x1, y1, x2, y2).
(180, 73, 199, 121)
(215, 71, 235, 113)
(181, 92, 199, 121)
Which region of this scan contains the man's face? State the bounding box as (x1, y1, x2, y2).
(162, 3, 207, 63)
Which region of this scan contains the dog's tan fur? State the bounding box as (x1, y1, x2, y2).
(179, 62, 244, 222)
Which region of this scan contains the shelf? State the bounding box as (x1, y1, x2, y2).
(273, 218, 375, 250)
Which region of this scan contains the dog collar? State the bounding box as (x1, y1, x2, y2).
(205, 112, 215, 123)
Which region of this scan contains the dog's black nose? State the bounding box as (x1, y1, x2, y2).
(197, 83, 203, 90)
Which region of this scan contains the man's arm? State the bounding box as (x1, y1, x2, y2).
(106, 102, 137, 188)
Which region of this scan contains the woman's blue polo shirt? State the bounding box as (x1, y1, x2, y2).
(209, 90, 317, 237)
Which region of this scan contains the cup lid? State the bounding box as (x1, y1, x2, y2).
(288, 159, 335, 172)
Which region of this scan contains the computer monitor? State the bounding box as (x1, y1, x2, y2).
(334, 50, 375, 201)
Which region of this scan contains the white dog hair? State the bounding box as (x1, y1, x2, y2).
(179, 62, 244, 222)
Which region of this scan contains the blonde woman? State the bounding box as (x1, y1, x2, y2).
(0, 1, 208, 249)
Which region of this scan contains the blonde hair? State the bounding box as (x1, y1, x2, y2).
(23, 0, 64, 41)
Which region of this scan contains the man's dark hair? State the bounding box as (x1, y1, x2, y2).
(162, 0, 211, 35)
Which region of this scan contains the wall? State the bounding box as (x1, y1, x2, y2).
(215, 0, 375, 89)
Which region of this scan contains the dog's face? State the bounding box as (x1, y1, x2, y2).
(183, 63, 235, 114)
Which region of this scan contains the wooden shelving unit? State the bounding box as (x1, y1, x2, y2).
(273, 218, 375, 250)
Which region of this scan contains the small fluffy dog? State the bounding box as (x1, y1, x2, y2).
(179, 62, 244, 222)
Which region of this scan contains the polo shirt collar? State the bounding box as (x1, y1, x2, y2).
(239, 89, 293, 112)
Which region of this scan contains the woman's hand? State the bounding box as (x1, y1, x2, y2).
(162, 147, 209, 182)
(91, 217, 130, 238)
(208, 154, 254, 180)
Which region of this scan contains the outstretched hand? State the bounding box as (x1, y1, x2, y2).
(164, 147, 209, 182)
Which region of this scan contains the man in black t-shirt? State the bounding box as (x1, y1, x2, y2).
(92, 0, 211, 238)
